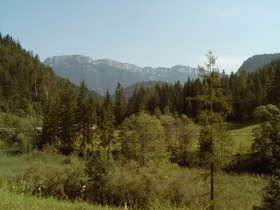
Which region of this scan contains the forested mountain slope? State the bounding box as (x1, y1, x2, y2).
(0, 34, 63, 115)
(237, 53, 280, 73)
(0, 35, 102, 117)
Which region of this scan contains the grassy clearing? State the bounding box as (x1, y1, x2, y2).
(0, 190, 119, 210)
(214, 173, 267, 210)
(191, 123, 258, 154)
(229, 123, 257, 154)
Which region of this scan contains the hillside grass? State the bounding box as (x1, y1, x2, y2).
(191, 122, 257, 154)
(229, 122, 257, 154)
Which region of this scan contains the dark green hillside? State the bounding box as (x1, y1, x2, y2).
(237, 53, 280, 73)
(0, 35, 102, 116)
(0, 34, 63, 115)
(0, 34, 103, 153)
(119, 80, 166, 100)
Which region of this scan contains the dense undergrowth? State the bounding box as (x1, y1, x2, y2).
(0, 148, 267, 210)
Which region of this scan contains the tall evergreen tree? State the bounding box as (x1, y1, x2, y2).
(75, 80, 96, 151)
(41, 99, 60, 148)
(197, 51, 232, 209)
(173, 81, 184, 115)
(58, 80, 77, 154)
(268, 59, 280, 105)
(114, 82, 127, 125)
(100, 90, 115, 150)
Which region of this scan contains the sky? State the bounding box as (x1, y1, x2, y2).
(1, 0, 280, 74)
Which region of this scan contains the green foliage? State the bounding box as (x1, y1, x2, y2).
(85, 151, 114, 204)
(0, 174, 7, 189)
(103, 160, 178, 208)
(114, 82, 127, 125)
(0, 34, 61, 115)
(237, 53, 280, 73)
(119, 112, 169, 166)
(252, 104, 280, 172)
(57, 80, 77, 153)
(0, 190, 118, 210)
(13, 156, 87, 200)
(0, 150, 268, 210)
(100, 91, 115, 150)
(254, 170, 280, 210)
(75, 80, 98, 151)
(197, 52, 232, 169)
(159, 114, 198, 166)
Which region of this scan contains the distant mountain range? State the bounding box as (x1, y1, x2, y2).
(43, 55, 199, 95)
(237, 53, 280, 73)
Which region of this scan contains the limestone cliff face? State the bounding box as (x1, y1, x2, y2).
(44, 55, 95, 65)
(44, 55, 199, 95)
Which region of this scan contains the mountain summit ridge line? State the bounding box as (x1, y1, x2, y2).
(43, 54, 199, 95)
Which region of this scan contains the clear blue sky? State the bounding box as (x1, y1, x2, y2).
(1, 0, 280, 73)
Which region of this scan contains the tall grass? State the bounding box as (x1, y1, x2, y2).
(214, 173, 267, 210)
(0, 190, 119, 210)
(0, 149, 66, 181)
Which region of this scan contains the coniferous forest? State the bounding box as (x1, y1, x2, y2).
(1, 34, 280, 209)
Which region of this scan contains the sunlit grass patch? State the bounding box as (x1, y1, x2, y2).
(0, 190, 118, 210)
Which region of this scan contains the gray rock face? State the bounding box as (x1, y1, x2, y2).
(44, 55, 199, 95)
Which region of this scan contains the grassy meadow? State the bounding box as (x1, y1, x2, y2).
(229, 123, 257, 154)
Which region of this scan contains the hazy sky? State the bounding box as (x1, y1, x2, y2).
(1, 0, 280, 73)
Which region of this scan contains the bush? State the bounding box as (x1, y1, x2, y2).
(85, 150, 114, 204)
(254, 170, 280, 210)
(103, 160, 182, 209)
(13, 156, 87, 200)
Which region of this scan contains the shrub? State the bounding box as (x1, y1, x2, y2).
(13, 156, 87, 200)
(85, 150, 114, 204)
(103, 160, 179, 209)
(254, 170, 280, 210)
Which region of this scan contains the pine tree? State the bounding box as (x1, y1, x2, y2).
(100, 90, 115, 150)
(75, 80, 95, 151)
(173, 81, 184, 115)
(114, 82, 127, 125)
(126, 85, 139, 116)
(41, 99, 60, 148)
(58, 80, 77, 154)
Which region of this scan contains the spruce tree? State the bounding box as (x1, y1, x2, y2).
(100, 90, 115, 150)
(58, 80, 77, 154)
(114, 82, 127, 125)
(41, 99, 60, 148)
(75, 80, 94, 151)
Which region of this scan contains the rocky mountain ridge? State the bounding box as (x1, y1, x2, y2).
(44, 55, 198, 74)
(44, 55, 199, 95)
